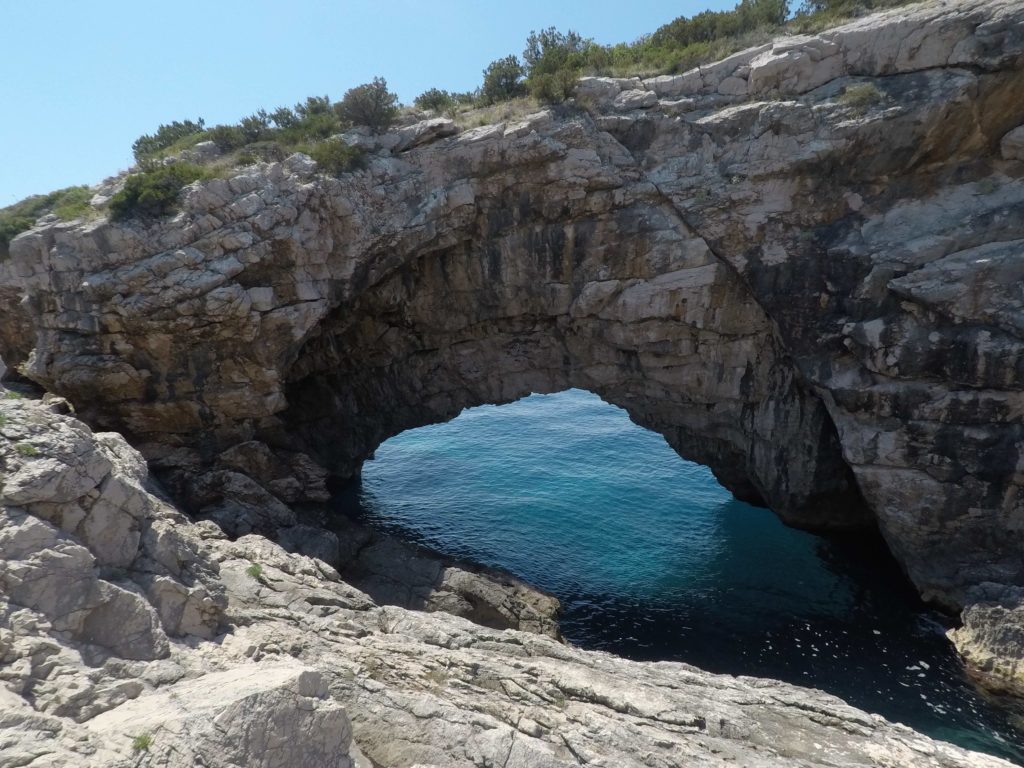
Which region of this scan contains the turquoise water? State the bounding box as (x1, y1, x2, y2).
(341, 389, 1024, 763)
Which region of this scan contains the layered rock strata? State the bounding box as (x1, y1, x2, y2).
(1, 0, 1023, 692)
(0, 395, 1014, 767)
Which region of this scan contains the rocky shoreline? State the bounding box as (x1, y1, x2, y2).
(1, 393, 1017, 767)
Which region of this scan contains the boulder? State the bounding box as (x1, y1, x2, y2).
(86, 664, 355, 768)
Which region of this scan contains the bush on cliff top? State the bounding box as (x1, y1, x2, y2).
(19, 0, 920, 230)
(108, 163, 211, 221)
(461, 0, 916, 108)
(132, 119, 206, 163)
(0, 186, 93, 257)
(127, 80, 393, 181)
(414, 88, 457, 115)
(299, 139, 367, 175)
(481, 56, 526, 105)
(334, 77, 399, 134)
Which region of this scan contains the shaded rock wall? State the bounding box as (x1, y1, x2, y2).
(2, 0, 1023, 611)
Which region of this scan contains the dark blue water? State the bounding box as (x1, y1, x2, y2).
(343, 389, 1024, 763)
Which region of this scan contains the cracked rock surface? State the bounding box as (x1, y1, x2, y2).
(0, 396, 1015, 767)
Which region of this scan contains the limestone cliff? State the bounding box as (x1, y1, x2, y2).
(1, 0, 1023, 703)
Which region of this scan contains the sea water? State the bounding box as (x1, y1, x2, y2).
(341, 389, 1024, 763)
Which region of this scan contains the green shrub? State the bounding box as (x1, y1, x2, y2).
(481, 55, 526, 105)
(303, 139, 367, 175)
(528, 69, 580, 104)
(51, 187, 93, 221)
(205, 124, 248, 152)
(246, 562, 264, 580)
(524, 28, 590, 74)
(109, 163, 210, 221)
(132, 119, 205, 162)
(460, 0, 913, 89)
(239, 110, 272, 143)
(295, 95, 332, 118)
(651, 0, 786, 48)
(15, 443, 38, 457)
(278, 111, 341, 143)
(523, 30, 591, 102)
(414, 88, 456, 115)
(334, 78, 399, 134)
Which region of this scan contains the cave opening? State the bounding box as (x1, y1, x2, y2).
(333, 388, 1024, 763)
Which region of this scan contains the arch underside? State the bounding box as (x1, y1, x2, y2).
(278, 203, 869, 531)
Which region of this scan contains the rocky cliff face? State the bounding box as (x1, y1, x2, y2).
(1, 395, 1015, 767)
(1, 0, 1023, 700)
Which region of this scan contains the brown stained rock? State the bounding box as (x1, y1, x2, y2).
(951, 584, 1024, 695)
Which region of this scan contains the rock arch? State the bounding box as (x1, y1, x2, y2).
(279, 194, 865, 529)
(4, 0, 1024, 610)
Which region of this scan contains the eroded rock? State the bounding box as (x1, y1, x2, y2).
(0, 399, 1015, 766)
(951, 584, 1024, 695)
(86, 664, 355, 768)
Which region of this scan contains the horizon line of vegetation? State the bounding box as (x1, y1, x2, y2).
(2, 0, 913, 238)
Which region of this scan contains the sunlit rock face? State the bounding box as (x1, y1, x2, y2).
(3, 0, 1024, 610)
(2, 396, 1011, 767)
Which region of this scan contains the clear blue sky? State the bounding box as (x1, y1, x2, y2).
(2, 1, 736, 205)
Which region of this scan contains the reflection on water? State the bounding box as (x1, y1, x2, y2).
(339, 389, 1024, 764)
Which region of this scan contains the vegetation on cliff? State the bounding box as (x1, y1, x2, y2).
(0, 0, 918, 232)
(104, 82, 381, 219)
(0, 186, 92, 257)
(118, 0, 918, 168)
(108, 163, 213, 221)
(461, 0, 913, 106)
(130, 80, 397, 166)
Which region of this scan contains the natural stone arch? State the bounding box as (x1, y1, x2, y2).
(279, 197, 867, 529)
(4, 7, 1024, 611)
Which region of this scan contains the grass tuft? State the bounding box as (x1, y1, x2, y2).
(837, 82, 884, 115)
(131, 733, 153, 752)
